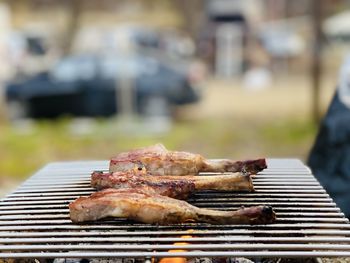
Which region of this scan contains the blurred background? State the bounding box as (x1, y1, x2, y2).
(0, 0, 348, 196)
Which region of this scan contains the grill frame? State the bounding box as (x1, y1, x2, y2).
(1, 158, 350, 259)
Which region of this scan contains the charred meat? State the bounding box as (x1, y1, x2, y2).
(109, 144, 267, 176)
(91, 170, 254, 199)
(69, 188, 276, 225)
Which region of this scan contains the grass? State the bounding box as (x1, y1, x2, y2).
(0, 74, 330, 195)
(0, 116, 317, 181)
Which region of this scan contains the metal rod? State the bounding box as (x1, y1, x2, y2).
(0, 230, 349, 237)
(1, 251, 350, 259)
(0, 205, 340, 213)
(1, 236, 350, 244)
(1, 223, 350, 231)
(1, 243, 350, 251)
(0, 229, 350, 237)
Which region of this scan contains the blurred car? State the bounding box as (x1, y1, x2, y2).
(5, 52, 201, 119)
(72, 25, 196, 59)
(259, 29, 305, 58)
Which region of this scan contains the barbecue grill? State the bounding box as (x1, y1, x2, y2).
(0, 158, 350, 260)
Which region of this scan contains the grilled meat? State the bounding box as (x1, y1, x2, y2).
(109, 144, 267, 176)
(69, 188, 276, 225)
(91, 170, 254, 199)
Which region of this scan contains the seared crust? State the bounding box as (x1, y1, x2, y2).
(69, 188, 276, 225)
(91, 171, 196, 199)
(109, 144, 267, 176)
(91, 170, 254, 199)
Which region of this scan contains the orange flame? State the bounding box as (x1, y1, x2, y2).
(158, 230, 194, 263)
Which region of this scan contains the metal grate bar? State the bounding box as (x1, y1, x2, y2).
(1, 229, 350, 237)
(2, 243, 350, 251)
(2, 223, 350, 232)
(2, 236, 350, 244)
(0, 210, 344, 218)
(0, 192, 332, 200)
(0, 207, 342, 215)
(1, 216, 348, 224)
(1, 251, 350, 259)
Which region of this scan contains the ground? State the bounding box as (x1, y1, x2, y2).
(0, 75, 336, 197)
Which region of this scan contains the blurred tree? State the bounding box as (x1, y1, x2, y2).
(311, 0, 324, 124)
(62, 0, 82, 55)
(173, 0, 204, 38)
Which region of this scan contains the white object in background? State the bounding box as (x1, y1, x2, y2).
(215, 23, 243, 78)
(0, 3, 11, 80)
(323, 10, 350, 38)
(243, 67, 272, 91)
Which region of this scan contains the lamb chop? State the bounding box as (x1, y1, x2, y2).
(109, 144, 267, 176)
(91, 170, 254, 199)
(69, 188, 276, 225)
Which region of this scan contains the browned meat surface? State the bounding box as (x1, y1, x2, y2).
(91, 171, 195, 199)
(109, 144, 267, 176)
(69, 188, 276, 225)
(91, 170, 254, 199)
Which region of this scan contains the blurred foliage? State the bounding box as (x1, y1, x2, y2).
(0, 116, 317, 180)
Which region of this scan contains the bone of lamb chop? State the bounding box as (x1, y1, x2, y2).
(69, 188, 276, 225)
(109, 144, 267, 176)
(91, 170, 254, 199)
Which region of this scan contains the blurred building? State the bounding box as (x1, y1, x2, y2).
(204, 0, 262, 77)
(0, 0, 348, 79)
(199, 0, 314, 77)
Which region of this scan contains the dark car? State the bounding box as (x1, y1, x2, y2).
(5, 52, 200, 119)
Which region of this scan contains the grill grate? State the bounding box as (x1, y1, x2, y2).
(0, 159, 350, 259)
